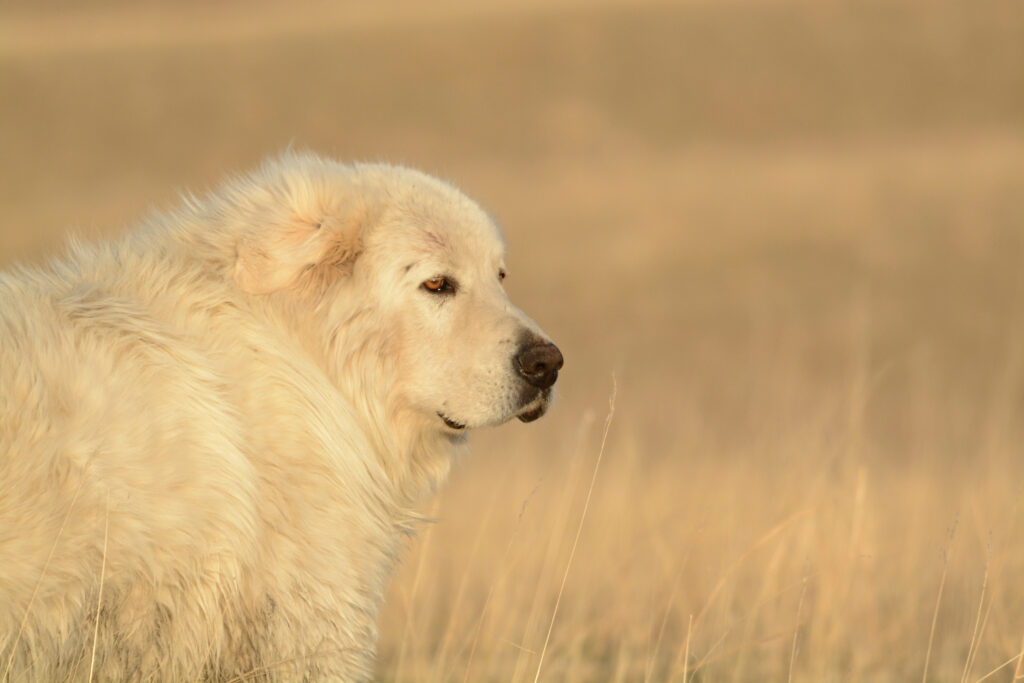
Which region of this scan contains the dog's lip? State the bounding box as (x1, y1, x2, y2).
(438, 413, 466, 430)
(514, 390, 550, 423)
(516, 404, 546, 423)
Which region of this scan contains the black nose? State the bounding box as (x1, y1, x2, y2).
(515, 340, 564, 389)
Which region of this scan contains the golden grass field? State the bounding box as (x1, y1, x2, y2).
(3, 0, 1024, 680)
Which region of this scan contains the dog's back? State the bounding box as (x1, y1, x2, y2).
(0, 239, 394, 681)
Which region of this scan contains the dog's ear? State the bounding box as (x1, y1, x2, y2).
(234, 203, 365, 295)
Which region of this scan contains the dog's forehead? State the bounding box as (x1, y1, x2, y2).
(368, 170, 506, 264)
(393, 217, 506, 273)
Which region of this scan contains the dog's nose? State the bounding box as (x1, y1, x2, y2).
(515, 340, 563, 389)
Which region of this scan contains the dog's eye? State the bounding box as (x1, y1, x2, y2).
(422, 277, 454, 294)
(498, 269, 506, 283)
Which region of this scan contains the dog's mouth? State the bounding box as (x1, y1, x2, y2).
(438, 413, 466, 431)
(437, 387, 554, 431)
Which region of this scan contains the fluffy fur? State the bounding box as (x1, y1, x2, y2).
(0, 152, 560, 681)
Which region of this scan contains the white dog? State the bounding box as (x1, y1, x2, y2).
(0, 152, 562, 681)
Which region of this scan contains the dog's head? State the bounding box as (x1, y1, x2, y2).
(227, 153, 562, 435)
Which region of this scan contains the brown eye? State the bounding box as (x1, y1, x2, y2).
(498, 269, 507, 282)
(422, 277, 454, 294)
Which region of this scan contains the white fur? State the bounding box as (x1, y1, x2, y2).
(0, 152, 558, 681)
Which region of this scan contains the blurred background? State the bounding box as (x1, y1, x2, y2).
(3, 1, 1024, 680)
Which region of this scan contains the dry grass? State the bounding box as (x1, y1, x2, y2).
(2, 0, 1024, 680)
